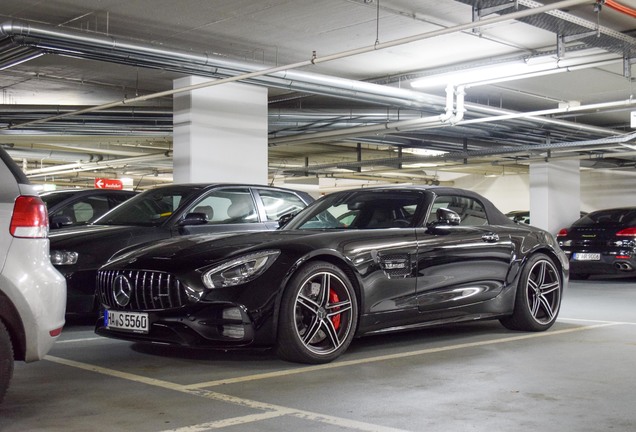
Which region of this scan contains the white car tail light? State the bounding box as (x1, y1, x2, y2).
(10, 195, 49, 238)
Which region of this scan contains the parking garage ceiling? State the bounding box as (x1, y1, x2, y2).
(0, 0, 635, 189)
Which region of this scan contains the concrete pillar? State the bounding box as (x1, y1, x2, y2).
(529, 159, 580, 234)
(173, 76, 268, 184)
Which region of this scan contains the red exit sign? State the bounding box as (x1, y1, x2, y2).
(94, 178, 123, 190)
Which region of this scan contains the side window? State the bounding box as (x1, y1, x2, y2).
(52, 196, 110, 224)
(257, 189, 307, 221)
(427, 195, 488, 226)
(108, 193, 133, 209)
(188, 188, 258, 224)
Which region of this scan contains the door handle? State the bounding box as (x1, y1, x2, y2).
(481, 233, 499, 243)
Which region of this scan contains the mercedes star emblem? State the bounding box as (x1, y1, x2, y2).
(113, 274, 133, 307)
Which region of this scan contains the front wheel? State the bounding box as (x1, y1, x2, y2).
(0, 321, 14, 403)
(276, 261, 358, 364)
(500, 253, 562, 331)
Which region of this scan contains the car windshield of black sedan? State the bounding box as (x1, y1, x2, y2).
(573, 209, 636, 227)
(286, 190, 424, 230)
(93, 188, 199, 226)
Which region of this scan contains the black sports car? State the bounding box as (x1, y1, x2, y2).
(50, 183, 313, 314)
(95, 186, 568, 364)
(557, 207, 636, 279)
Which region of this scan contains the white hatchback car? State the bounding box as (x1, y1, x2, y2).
(0, 147, 66, 403)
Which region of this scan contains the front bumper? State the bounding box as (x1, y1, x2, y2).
(95, 303, 270, 349)
(57, 268, 99, 315)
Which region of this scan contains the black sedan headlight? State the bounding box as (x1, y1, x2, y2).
(202, 250, 280, 289)
(50, 250, 79, 265)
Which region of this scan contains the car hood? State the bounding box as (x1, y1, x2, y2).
(105, 230, 317, 269)
(49, 224, 151, 247)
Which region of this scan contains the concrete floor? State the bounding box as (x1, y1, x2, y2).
(1, 277, 635, 432)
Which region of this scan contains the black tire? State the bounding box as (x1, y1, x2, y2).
(0, 321, 14, 404)
(276, 261, 358, 364)
(500, 253, 562, 332)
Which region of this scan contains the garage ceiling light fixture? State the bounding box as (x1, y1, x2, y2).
(410, 52, 622, 89)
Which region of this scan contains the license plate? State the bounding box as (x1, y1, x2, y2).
(573, 253, 601, 261)
(104, 310, 149, 333)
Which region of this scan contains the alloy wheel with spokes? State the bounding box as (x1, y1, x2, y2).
(526, 258, 561, 325)
(500, 253, 562, 331)
(276, 261, 358, 363)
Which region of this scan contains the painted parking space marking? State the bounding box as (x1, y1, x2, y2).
(559, 317, 636, 325)
(184, 322, 620, 389)
(44, 356, 411, 432)
(163, 411, 291, 431)
(56, 336, 106, 344)
(45, 322, 621, 432)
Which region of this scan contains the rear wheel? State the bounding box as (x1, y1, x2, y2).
(276, 261, 358, 364)
(500, 253, 562, 331)
(0, 321, 14, 403)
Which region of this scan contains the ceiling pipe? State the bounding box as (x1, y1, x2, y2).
(24, 152, 172, 177)
(0, 0, 595, 129)
(459, 98, 636, 127)
(271, 88, 633, 147)
(5, 148, 96, 163)
(605, 0, 636, 18)
(270, 85, 466, 146)
(282, 131, 636, 174)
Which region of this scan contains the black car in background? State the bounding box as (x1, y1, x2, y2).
(50, 183, 313, 315)
(507, 210, 587, 226)
(41, 189, 138, 229)
(95, 186, 567, 364)
(557, 207, 636, 279)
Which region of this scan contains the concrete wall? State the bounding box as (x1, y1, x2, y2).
(454, 169, 636, 215)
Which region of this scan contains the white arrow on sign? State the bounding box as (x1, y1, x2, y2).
(96, 179, 104, 188)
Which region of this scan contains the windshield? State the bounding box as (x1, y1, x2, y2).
(573, 208, 636, 227)
(93, 186, 203, 226)
(40, 191, 79, 207)
(284, 190, 425, 230)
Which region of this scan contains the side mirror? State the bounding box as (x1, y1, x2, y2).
(278, 211, 298, 228)
(179, 212, 208, 226)
(50, 215, 73, 229)
(434, 207, 461, 226)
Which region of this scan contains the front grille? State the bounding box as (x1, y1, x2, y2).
(97, 269, 189, 311)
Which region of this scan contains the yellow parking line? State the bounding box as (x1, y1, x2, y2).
(184, 322, 619, 389)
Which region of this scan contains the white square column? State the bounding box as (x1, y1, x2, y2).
(173, 76, 268, 184)
(529, 159, 580, 234)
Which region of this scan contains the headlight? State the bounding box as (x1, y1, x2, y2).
(50, 250, 79, 265)
(202, 250, 280, 289)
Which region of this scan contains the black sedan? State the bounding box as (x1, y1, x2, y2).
(50, 183, 313, 314)
(557, 207, 636, 279)
(95, 186, 567, 364)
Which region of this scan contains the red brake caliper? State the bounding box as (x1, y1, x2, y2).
(329, 289, 341, 330)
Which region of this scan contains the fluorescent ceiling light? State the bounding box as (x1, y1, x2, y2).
(401, 148, 447, 156)
(399, 148, 446, 168)
(411, 59, 553, 89)
(410, 53, 618, 90)
(403, 163, 439, 168)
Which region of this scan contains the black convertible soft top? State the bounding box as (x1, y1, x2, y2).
(331, 185, 514, 226)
